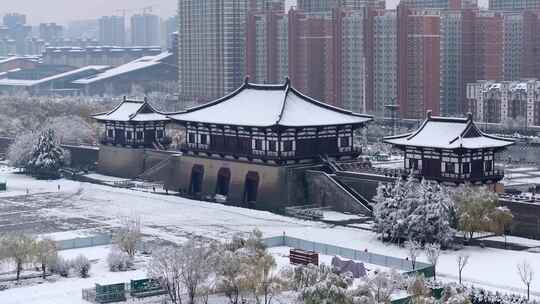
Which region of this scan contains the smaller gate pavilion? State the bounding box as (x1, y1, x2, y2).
(92, 97, 170, 149)
(384, 111, 514, 185)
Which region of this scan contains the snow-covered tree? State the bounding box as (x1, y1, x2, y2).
(0, 234, 36, 282)
(373, 177, 455, 246)
(6, 131, 37, 169)
(299, 268, 352, 304)
(453, 185, 501, 241)
(489, 206, 513, 248)
(26, 128, 65, 179)
(147, 246, 184, 304)
(113, 215, 142, 258)
(35, 237, 58, 279)
(107, 247, 133, 272)
(216, 250, 248, 304)
(425, 243, 441, 280)
(406, 240, 422, 270)
(517, 260, 534, 301)
(44, 115, 96, 145)
(178, 240, 217, 304)
(352, 270, 403, 304)
(72, 254, 91, 278)
(148, 240, 217, 304)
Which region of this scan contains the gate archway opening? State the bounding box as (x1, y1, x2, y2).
(189, 165, 204, 196)
(215, 168, 231, 196)
(243, 171, 260, 208)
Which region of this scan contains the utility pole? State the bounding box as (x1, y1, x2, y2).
(384, 99, 399, 136)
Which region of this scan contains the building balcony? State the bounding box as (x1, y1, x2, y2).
(179, 143, 362, 163)
(403, 168, 505, 184)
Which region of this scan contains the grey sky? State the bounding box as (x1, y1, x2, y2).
(1, 0, 178, 25)
(2, 0, 487, 26)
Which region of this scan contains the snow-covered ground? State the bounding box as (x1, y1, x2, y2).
(1, 167, 540, 302)
(268, 246, 393, 275)
(0, 245, 147, 304)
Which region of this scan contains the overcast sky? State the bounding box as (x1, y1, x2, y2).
(2, 0, 486, 26)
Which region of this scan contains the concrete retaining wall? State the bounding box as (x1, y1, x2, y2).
(305, 170, 368, 214)
(501, 199, 540, 240)
(167, 155, 289, 211)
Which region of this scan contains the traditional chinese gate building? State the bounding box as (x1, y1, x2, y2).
(384, 111, 514, 185)
(167, 78, 372, 208)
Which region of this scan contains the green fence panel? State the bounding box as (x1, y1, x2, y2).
(95, 283, 126, 303)
(392, 295, 411, 304)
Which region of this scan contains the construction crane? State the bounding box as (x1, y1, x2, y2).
(114, 5, 157, 18)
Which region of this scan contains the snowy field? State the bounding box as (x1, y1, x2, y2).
(502, 165, 540, 186)
(1, 166, 540, 302)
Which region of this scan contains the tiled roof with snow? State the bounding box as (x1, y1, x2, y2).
(168, 79, 373, 128)
(383, 112, 514, 150)
(72, 52, 172, 85)
(92, 98, 170, 122)
(0, 65, 109, 87)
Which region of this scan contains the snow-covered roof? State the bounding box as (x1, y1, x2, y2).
(72, 52, 172, 85)
(168, 79, 372, 128)
(0, 65, 109, 87)
(383, 112, 514, 150)
(92, 98, 170, 122)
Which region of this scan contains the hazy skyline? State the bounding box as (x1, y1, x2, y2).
(2, 0, 488, 26)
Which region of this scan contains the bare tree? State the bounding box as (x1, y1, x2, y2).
(148, 240, 216, 304)
(114, 215, 142, 258)
(0, 234, 36, 282)
(148, 246, 184, 304)
(517, 260, 534, 300)
(456, 254, 469, 285)
(178, 240, 216, 304)
(35, 237, 58, 279)
(216, 250, 247, 304)
(406, 240, 422, 270)
(425, 243, 441, 280)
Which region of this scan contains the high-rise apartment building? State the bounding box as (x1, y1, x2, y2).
(289, 9, 335, 104)
(489, 0, 540, 11)
(333, 7, 375, 113)
(39, 23, 64, 45)
(297, 0, 384, 11)
(178, 0, 249, 104)
(131, 13, 160, 46)
(400, 0, 477, 9)
(473, 11, 503, 82)
(2, 13, 26, 29)
(246, 1, 289, 84)
(439, 9, 474, 116)
(99, 16, 125, 46)
(397, 6, 441, 119)
(2, 13, 31, 55)
(373, 10, 397, 116)
(502, 11, 537, 81)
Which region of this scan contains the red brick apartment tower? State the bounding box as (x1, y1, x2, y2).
(289, 9, 336, 105)
(246, 1, 288, 83)
(521, 11, 539, 79)
(473, 11, 503, 82)
(397, 5, 441, 119)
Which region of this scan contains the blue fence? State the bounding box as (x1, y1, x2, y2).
(56, 234, 112, 251)
(262, 235, 434, 277)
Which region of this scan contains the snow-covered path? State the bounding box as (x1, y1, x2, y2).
(0, 170, 540, 301)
